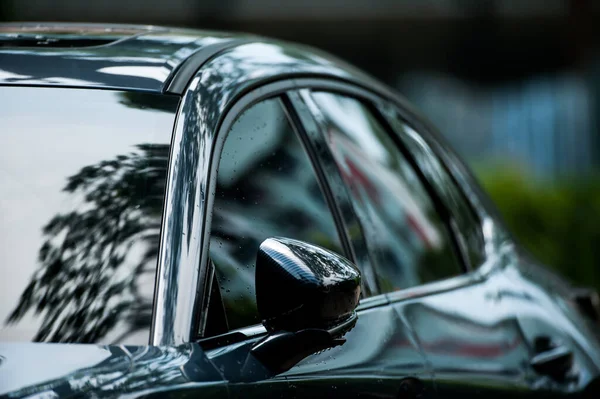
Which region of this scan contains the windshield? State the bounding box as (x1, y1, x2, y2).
(0, 86, 177, 344)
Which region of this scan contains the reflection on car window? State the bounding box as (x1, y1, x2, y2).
(312, 92, 462, 292)
(0, 87, 177, 344)
(209, 98, 343, 332)
(385, 114, 485, 269)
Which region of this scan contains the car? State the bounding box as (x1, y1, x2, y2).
(0, 22, 599, 399)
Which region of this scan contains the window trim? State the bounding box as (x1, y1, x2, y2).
(197, 293, 391, 351)
(280, 94, 356, 265)
(377, 105, 486, 271)
(286, 90, 380, 297)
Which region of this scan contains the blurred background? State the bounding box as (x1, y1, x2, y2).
(3, 0, 599, 291)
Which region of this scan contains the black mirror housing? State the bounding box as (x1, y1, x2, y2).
(249, 237, 361, 376)
(255, 237, 361, 334)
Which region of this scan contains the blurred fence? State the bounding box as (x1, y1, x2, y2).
(399, 71, 596, 179)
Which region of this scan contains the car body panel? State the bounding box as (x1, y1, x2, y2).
(220, 305, 432, 399)
(0, 342, 227, 398)
(0, 23, 246, 92)
(400, 263, 600, 398)
(395, 270, 548, 398)
(289, 82, 600, 396)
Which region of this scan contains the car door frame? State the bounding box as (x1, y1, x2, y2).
(190, 80, 387, 342)
(190, 77, 483, 343)
(182, 81, 442, 398)
(208, 77, 501, 336)
(189, 77, 511, 394)
(151, 67, 506, 348)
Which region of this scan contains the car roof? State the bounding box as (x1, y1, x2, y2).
(0, 22, 383, 96)
(0, 23, 256, 93)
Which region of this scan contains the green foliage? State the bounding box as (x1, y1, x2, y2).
(475, 165, 600, 291)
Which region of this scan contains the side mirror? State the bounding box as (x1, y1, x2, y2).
(249, 237, 361, 375)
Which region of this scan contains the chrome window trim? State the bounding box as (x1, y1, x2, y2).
(151, 66, 506, 345)
(286, 90, 379, 296)
(377, 104, 484, 271)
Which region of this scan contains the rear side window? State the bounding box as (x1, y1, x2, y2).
(383, 112, 485, 269)
(311, 92, 463, 292)
(0, 87, 176, 344)
(208, 98, 344, 332)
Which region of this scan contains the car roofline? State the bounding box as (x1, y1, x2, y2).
(0, 22, 396, 97)
(0, 23, 393, 98)
(0, 23, 259, 93)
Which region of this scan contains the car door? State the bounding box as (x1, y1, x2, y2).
(296, 87, 573, 399)
(195, 92, 432, 399)
(378, 103, 595, 398)
(0, 86, 229, 398)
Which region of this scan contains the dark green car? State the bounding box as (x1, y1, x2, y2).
(0, 23, 599, 398)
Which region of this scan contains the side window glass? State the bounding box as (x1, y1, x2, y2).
(383, 112, 485, 268)
(208, 97, 344, 332)
(311, 92, 463, 292)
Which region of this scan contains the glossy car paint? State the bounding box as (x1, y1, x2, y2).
(0, 342, 228, 397)
(222, 304, 432, 399)
(0, 23, 247, 93)
(0, 22, 599, 399)
(255, 237, 361, 332)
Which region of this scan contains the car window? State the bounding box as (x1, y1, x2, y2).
(208, 97, 344, 332)
(311, 92, 463, 292)
(0, 87, 177, 344)
(382, 111, 486, 269)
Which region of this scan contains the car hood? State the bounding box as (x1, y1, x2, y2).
(0, 342, 225, 398)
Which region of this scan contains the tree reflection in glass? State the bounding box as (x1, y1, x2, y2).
(1, 89, 177, 344)
(6, 144, 169, 343)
